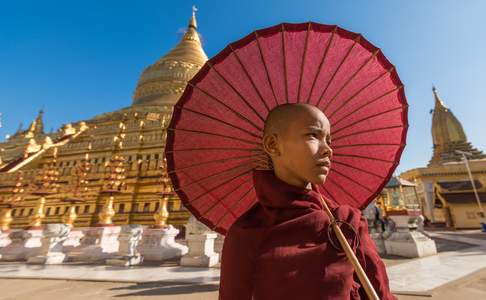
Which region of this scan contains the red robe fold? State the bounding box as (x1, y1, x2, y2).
(219, 170, 396, 300)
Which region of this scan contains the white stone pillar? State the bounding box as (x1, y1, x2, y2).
(138, 225, 188, 262)
(384, 210, 437, 258)
(106, 225, 144, 266)
(67, 226, 120, 262)
(0, 230, 12, 248)
(0, 229, 43, 261)
(27, 224, 70, 264)
(180, 216, 219, 267)
(423, 181, 435, 222)
(62, 228, 85, 254)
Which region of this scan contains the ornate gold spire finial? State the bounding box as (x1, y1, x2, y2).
(432, 85, 447, 109)
(25, 109, 45, 138)
(28, 147, 60, 229)
(0, 171, 26, 231)
(98, 122, 127, 226)
(34, 147, 60, 195)
(62, 142, 92, 228)
(190, 5, 198, 29)
(153, 158, 172, 228)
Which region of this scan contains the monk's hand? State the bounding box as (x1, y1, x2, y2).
(327, 205, 362, 252)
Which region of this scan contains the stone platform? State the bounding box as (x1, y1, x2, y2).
(0, 230, 484, 296)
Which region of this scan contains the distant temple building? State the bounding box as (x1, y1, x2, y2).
(374, 176, 420, 214)
(0, 12, 207, 232)
(400, 87, 486, 228)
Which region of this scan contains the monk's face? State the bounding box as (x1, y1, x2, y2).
(263, 104, 333, 189)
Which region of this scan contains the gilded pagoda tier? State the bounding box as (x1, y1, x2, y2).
(132, 11, 208, 106)
(0, 109, 189, 231)
(0, 12, 208, 233)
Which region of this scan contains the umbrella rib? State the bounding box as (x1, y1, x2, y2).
(229, 45, 271, 113)
(331, 86, 402, 125)
(317, 35, 360, 108)
(211, 186, 256, 230)
(198, 176, 254, 217)
(324, 49, 380, 113)
(331, 159, 385, 179)
(167, 147, 260, 154)
(168, 127, 260, 146)
(321, 185, 337, 207)
(332, 124, 404, 141)
(176, 168, 225, 212)
(328, 68, 396, 119)
(281, 24, 289, 103)
(177, 168, 251, 221)
(306, 26, 336, 104)
(332, 106, 405, 136)
(332, 153, 395, 164)
(297, 22, 312, 102)
(330, 168, 374, 193)
(174, 164, 254, 192)
(178, 106, 262, 139)
(206, 61, 266, 123)
(188, 83, 263, 132)
(254, 31, 279, 107)
(168, 155, 257, 174)
(332, 143, 404, 149)
(188, 169, 253, 207)
(326, 176, 359, 206)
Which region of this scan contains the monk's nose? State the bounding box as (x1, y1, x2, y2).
(319, 142, 333, 158)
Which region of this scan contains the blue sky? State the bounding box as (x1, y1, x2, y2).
(0, 0, 485, 173)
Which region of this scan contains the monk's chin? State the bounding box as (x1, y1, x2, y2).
(311, 175, 327, 185)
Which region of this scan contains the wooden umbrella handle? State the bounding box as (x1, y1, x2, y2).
(317, 193, 380, 300)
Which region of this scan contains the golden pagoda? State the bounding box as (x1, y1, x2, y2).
(0, 11, 208, 233)
(401, 87, 486, 229)
(429, 87, 485, 165)
(133, 9, 207, 106)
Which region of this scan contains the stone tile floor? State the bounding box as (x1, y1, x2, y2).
(0, 230, 485, 299)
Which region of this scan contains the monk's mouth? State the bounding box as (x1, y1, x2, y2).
(316, 164, 330, 173)
(316, 161, 331, 169)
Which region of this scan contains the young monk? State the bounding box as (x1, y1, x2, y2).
(219, 103, 396, 300)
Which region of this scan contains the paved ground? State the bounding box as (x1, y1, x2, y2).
(0, 269, 485, 300)
(397, 267, 486, 299)
(0, 230, 485, 299)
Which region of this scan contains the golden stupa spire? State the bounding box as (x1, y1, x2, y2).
(431, 86, 466, 145)
(432, 86, 447, 110)
(189, 5, 197, 29)
(429, 86, 485, 165)
(25, 109, 45, 138)
(132, 8, 208, 106)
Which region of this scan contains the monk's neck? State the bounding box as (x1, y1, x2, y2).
(273, 166, 312, 190)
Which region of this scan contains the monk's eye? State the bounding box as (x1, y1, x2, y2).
(307, 133, 318, 138)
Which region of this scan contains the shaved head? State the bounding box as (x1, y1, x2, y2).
(264, 103, 327, 137)
(262, 103, 333, 188)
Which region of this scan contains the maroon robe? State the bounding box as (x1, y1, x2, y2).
(219, 170, 396, 300)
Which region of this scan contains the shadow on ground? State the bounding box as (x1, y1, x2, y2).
(110, 281, 219, 297)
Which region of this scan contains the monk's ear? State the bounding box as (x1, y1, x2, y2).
(263, 134, 280, 157)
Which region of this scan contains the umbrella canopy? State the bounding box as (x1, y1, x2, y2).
(166, 22, 408, 235)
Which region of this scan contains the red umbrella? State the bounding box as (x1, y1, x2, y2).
(166, 22, 408, 235)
